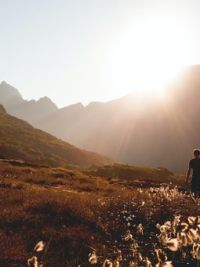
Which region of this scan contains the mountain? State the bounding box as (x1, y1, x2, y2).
(35, 102, 85, 140)
(35, 95, 152, 154)
(0, 81, 58, 124)
(34, 65, 200, 172)
(0, 105, 111, 167)
(7, 96, 58, 124)
(0, 81, 23, 106)
(1, 65, 200, 172)
(35, 94, 177, 168)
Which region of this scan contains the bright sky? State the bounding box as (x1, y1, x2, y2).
(0, 0, 199, 107)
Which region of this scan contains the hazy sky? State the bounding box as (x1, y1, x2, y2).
(0, 0, 200, 107)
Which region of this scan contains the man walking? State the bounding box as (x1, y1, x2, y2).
(186, 149, 200, 197)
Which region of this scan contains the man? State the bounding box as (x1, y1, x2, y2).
(186, 149, 200, 197)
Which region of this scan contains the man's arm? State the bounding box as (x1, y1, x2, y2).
(186, 167, 191, 184)
(186, 160, 192, 184)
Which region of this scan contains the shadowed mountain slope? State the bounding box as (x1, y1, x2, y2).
(0, 105, 111, 167)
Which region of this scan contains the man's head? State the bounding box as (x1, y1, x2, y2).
(193, 149, 200, 158)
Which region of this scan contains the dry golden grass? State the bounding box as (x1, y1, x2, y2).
(0, 161, 197, 266)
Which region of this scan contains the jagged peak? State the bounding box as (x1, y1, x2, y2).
(1, 81, 7, 86)
(38, 96, 53, 102)
(0, 81, 23, 99)
(36, 96, 58, 110)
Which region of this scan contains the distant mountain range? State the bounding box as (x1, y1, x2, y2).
(0, 104, 111, 167)
(0, 81, 58, 124)
(1, 65, 200, 171)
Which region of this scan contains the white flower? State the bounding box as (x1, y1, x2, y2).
(34, 241, 45, 252)
(115, 249, 122, 261)
(155, 249, 166, 263)
(159, 232, 169, 244)
(160, 225, 167, 233)
(177, 232, 193, 247)
(102, 259, 113, 267)
(145, 257, 153, 267)
(156, 223, 161, 230)
(188, 228, 198, 241)
(124, 230, 133, 241)
(162, 261, 174, 267)
(137, 224, 144, 235)
(164, 221, 171, 230)
(188, 216, 197, 225)
(27, 256, 39, 267)
(88, 251, 98, 264)
(128, 261, 136, 267)
(180, 223, 189, 232)
(173, 215, 181, 226)
(166, 238, 179, 252)
(193, 243, 200, 260)
(113, 259, 120, 267)
(197, 216, 200, 224)
(156, 261, 173, 267)
(138, 252, 143, 262)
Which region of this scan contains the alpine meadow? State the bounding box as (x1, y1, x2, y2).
(1, 1, 200, 267)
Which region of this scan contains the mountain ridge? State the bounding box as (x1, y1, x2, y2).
(1, 65, 200, 171)
(0, 104, 111, 167)
(0, 81, 58, 124)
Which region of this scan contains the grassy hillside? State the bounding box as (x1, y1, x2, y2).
(0, 105, 111, 167)
(0, 160, 197, 267)
(85, 163, 183, 187)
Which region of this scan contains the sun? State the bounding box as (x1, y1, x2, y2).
(106, 13, 196, 98)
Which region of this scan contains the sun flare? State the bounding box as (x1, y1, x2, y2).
(106, 13, 196, 98)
